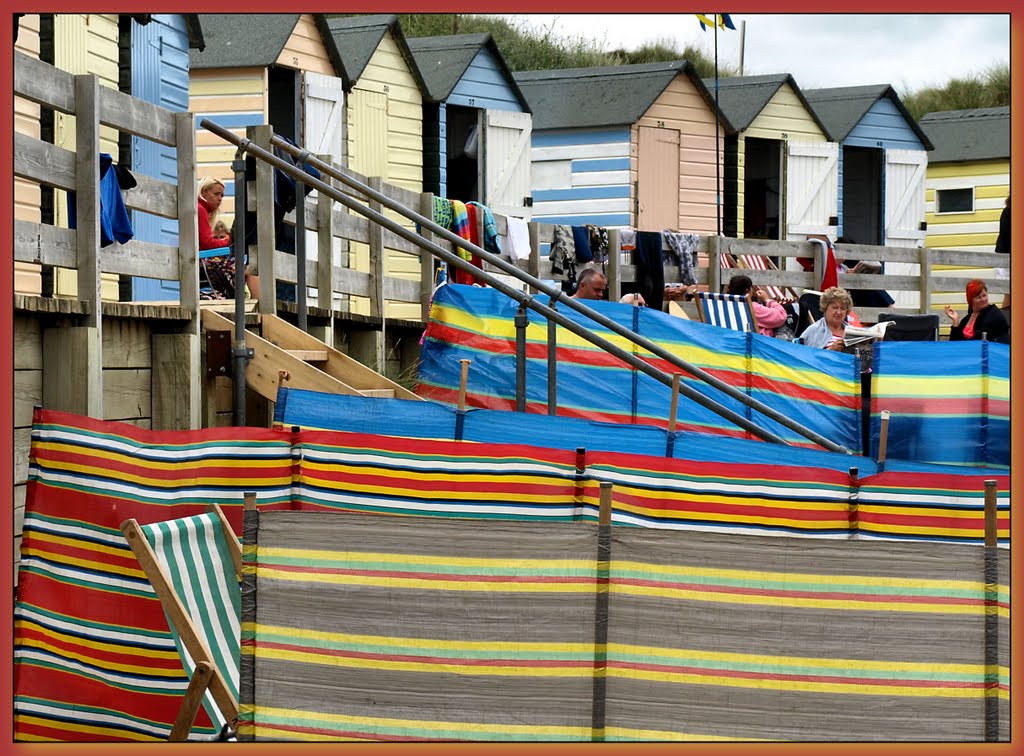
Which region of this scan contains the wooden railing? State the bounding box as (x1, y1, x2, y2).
(15, 51, 1006, 335)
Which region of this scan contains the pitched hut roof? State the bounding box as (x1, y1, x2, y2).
(407, 32, 530, 112)
(918, 106, 1009, 163)
(803, 84, 933, 148)
(322, 14, 426, 93)
(701, 73, 832, 139)
(190, 14, 344, 77)
(515, 60, 731, 131)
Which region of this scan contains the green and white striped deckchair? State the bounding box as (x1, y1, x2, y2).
(121, 504, 242, 741)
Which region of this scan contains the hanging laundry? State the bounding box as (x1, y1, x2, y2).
(432, 196, 454, 230)
(67, 153, 136, 247)
(662, 231, 699, 286)
(450, 199, 483, 286)
(549, 224, 578, 292)
(634, 230, 665, 311)
(571, 225, 593, 263)
(467, 201, 501, 257)
(505, 216, 531, 261)
(587, 225, 609, 265)
(465, 202, 482, 246)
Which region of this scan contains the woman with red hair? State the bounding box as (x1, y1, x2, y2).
(944, 279, 1009, 344)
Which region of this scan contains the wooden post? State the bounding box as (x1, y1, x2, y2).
(918, 246, 932, 315)
(368, 177, 385, 370)
(848, 466, 859, 536)
(527, 222, 541, 293)
(312, 153, 335, 347)
(607, 228, 621, 302)
(709, 235, 721, 292)
(251, 125, 276, 315)
(877, 409, 891, 464)
(598, 481, 613, 527)
(244, 491, 258, 511)
(70, 74, 103, 420)
(457, 358, 470, 412)
(43, 327, 101, 418)
(419, 193, 437, 322)
(152, 333, 201, 430)
(667, 373, 681, 433)
(984, 479, 998, 548)
(176, 112, 200, 331)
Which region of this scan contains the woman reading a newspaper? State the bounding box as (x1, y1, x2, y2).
(799, 287, 857, 350)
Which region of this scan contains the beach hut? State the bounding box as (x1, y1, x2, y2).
(14, 14, 43, 296)
(126, 15, 205, 302)
(323, 14, 427, 319)
(514, 60, 730, 234)
(16, 14, 205, 302)
(919, 107, 1009, 253)
(189, 14, 347, 227)
(703, 74, 835, 242)
(407, 33, 532, 220)
(27, 14, 125, 300)
(803, 85, 933, 248)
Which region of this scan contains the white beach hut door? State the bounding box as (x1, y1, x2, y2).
(303, 71, 345, 304)
(884, 148, 927, 308)
(785, 140, 838, 241)
(483, 109, 532, 220)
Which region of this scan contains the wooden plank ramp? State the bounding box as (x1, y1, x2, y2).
(200, 310, 422, 404)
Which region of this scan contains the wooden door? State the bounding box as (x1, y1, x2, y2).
(637, 125, 680, 231)
(482, 109, 532, 220)
(785, 140, 838, 241)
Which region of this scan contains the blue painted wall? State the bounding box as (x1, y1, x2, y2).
(837, 97, 925, 237)
(424, 46, 524, 198)
(130, 15, 190, 301)
(530, 127, 632, 227)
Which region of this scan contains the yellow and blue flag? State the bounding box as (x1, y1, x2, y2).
(696, 13, 736, 31)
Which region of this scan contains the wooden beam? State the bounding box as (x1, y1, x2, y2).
(152, 333, 201, 430)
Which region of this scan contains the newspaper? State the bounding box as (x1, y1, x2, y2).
(843, 321, 892, 346)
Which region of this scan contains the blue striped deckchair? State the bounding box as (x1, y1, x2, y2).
(695, 291, 757, 332)
(120, 504, 241, 741)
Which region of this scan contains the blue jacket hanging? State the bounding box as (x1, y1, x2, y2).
(67, 153, 136, 247)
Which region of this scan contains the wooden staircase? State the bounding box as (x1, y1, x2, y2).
(200, 309, 421, 404)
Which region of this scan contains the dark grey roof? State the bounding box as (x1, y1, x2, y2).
(515, 61, 731, 131)
(919, 107, 1010, 163)
(190, 14, 301, 69)
(323, 14, 426, 94)
(407, 33, 530, 112)
(803, 84, 933, 149)
(701, 73, 832, 140)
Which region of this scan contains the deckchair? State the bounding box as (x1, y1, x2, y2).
(120, 504, 242, 741)
(695, 291, 757, 332)
(734, 253, 799, 301)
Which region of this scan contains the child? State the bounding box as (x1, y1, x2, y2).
(212, 219, 230, 241)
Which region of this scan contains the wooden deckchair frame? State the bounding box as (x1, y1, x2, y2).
(695, 291, 758, 333)
(121, 503, 242, 741)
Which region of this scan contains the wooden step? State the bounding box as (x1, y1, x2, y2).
(285, 349, 329, 363)
(359, 388, 396, 398)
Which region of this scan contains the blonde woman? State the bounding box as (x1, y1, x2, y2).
(197, 177, 260, 300)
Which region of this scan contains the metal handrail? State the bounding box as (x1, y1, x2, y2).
(200, 118, 850, 454)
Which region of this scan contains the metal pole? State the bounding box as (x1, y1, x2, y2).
(295, 174, 307, 333)
(547, 296, 558, 416)
(199, 120, 849, 453)
(515, 302, 528, 413)
(231, 149, 251, 426)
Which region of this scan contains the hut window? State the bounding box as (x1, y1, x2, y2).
(935, 188, 974, 214)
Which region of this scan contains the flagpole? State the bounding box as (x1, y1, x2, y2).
(714, 19, 722, 237)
